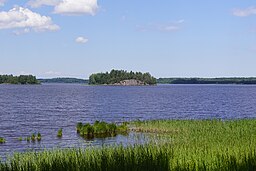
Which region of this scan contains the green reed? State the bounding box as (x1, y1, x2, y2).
(0, 137, 5, 144)
(57, 128, 62, 138)
(1, 119, 256, 170)
(131, 119, 256, 170)
(77, 121, 128, 139)
(0, 144, 170, 171)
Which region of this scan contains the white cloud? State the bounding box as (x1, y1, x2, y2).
(27, 0, 98, 15)
(137, 20, 184, 32)
(0, 7, 60, 32)
(75, 36, 88, 44)
(159, 25, 180, 32)
(233, 6, 256, 17)
(54, 0, 98, 15)
(45, 71, 61, 76)
(0, 0, 6, 6)
(27, 0, 61, 8)
(19, 71, 32, 75)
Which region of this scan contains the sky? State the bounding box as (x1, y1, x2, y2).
(0, 0, 256, 79)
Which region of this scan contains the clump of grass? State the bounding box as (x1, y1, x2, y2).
(77, 121, 128, 139)
(37, 133, 41, 141)
(20, 133, 42, 142)
(31, 133, 36, 142)
(26, 136, 30, 142)
(57, 128, 62, 138)
(0, 137, 6, 144)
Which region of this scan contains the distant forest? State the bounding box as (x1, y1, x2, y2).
(89, 70, 157, 85)
(157, 77, 256, 84)
(0, 75, 39, 84)
(38, 78, 88, 84)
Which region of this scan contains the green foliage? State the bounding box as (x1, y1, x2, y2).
(20, 133, 41, 142)
(0, 137, 6, 144)
(131, 119, 256, 170)
(89, 69, 157, 85)
(77, 121, 128, 139)
(31, 133, 36, 142)
(0, 75, 39, 84)
(0, 144, 170, 171)
(38, 78, 88, 84)
(57, 129, 62, 138)
(1, 120, 256, 170)
(37, 133, 41, 141)
(157, 77, 256, 84)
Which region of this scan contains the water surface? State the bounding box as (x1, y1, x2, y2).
(0, 84, 256, 157)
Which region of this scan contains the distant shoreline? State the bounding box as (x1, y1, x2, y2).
(38, 77, 256, 85)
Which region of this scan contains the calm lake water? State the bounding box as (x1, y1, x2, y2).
(0, 84, 256, 157)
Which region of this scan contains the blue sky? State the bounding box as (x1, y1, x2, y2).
(0, 0, 256, 78)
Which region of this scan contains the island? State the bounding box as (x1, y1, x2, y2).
(89, 69, 157, 85)
(0, 75, 39, 84)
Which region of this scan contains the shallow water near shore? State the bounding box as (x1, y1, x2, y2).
(0, 84, 256, 158)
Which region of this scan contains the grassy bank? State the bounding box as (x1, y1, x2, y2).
(1, 119, 256, 170)
(131, 119, 256, 170)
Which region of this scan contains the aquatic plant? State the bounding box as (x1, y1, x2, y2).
(1, 119, 256, 170)
(37, 133, 41, 141)
(17, 137, 22, 141)
(77, 121, 128, 139)
(57, 128, 62, 138)
(31, 133, 36, 142)
(26, 137, 30, 142)
(0, 137, 6, 144)
(76, 122, 83, 133)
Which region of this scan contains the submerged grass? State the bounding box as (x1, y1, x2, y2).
(1, 119, 256, 170)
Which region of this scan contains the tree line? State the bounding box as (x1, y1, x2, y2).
(157, 77, 256, 84)
(0, 75, 39, 84)
(89, 70, 157, 85)
(38, 78, 88, 84)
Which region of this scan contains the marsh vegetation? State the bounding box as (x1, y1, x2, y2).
(76, 121, 128, 139)
(1, 119, 255, 170)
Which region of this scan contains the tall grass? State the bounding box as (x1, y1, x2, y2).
(1, 119, 256, 170)
(0, 144, 170, 171)
(131, 119, 256, 170)
(76, 121, 128, 139)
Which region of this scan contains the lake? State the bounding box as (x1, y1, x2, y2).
(0, 84, 256, 158)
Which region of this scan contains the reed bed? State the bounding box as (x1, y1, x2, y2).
(76, 121, 128, 139)
(0, 144, 170, 171)
(131, 119, 256, 170)
(0, 119, 256, 170)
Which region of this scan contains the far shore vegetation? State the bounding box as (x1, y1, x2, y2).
(38, 78, 88, 84)
(157, 77, 256, 84)
(89, 69, 157, 85)
(0, 75, 39, 84)
(1, 119, 256, 170)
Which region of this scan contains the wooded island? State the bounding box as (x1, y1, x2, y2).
(89, 70, 157, 85)
(0, 75, 39, 84)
